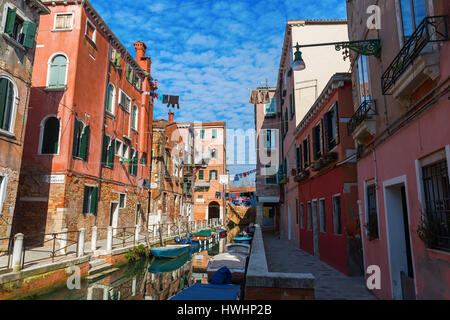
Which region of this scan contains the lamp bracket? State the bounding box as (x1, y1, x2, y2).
(297, 39, 381, 61)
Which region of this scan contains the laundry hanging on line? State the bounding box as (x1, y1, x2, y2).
(150, 92, 181, 109)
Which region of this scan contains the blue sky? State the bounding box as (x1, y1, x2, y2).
(92, 0, 347, 174)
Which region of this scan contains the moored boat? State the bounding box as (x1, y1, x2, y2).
(169, 283, 241, 300)
(150, 244, 190, 259)
(232, 236, 252, 244)
(225, 243, 250, 256)
(216, 228, 227, 238)
(206, 252, 247, 284)
(148, 251, 191, 273)
(192, 229, 212, 241)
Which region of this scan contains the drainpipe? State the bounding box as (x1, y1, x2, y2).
(96, 39, 112, 227)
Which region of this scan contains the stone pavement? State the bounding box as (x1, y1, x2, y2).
(262, 230, 376, 300)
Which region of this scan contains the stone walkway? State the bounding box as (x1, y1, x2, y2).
(0, 233, 150, 273)
(262, 230, 376, 300)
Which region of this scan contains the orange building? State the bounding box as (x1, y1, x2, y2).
(192, 122, 227, 222)
(11, 0, 155, 245)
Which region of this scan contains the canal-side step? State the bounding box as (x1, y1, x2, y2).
(88, 259, 112, 275)
(85, 268, 119, 281)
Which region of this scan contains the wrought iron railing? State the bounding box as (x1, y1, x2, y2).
(21, 231, 80, 269)
(381, 15, 448, 95)
(347, 100, 377, 135)
(0, 237, 12, 272)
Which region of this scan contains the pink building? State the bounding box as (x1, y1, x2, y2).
(347, 0, 449, 299)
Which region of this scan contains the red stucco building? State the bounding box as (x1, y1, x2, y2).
(294, 73, 363, 276)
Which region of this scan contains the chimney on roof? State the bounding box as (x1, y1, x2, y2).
(134, 41, 151, 74)
(168, 111, 174, 124)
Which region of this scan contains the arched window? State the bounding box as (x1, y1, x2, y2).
(105, 83, 115, 114)
(72, 119, 90, 161)
(41, 116, 60, 154)
(131, 104, 138, 131)
(48, 54, 68, 89)
(0, 76, 17, 133)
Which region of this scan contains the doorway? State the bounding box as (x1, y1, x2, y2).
(110, 202, 119, 236)
(384, 179, 415, 300)
(208, 201, 220, 220)
(312, 200, 319, 258)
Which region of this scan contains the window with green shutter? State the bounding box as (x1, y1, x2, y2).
(115, 52, 121, 67)
(101, 135, 114, 168)
(41, 116, 60, 154)
(198, 170, 204, 180)
(107, 137, 114, 168)
(212, 129, 217, 139)
(0, 77, 15, 132)
(83, 186, 98, 214)
(209, 170, 218, 181)
(5, 8, 17, 37)
(131, 105, 138, 130)
(79, 125, 90, 161)
(106, 84, 115, 114)
(22, 21, 37, 48)
(129, 148, 137, 176)
(200, 129, 205, 139)
(48, 55, 67, 89)
(72, 119, 89, 161)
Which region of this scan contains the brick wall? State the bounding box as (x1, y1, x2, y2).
(0, 168, 19, 244)
(0, 260, 89, 300)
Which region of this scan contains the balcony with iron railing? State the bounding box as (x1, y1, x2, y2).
(347, 99, 377, 145)
(381, 15, 448, 104)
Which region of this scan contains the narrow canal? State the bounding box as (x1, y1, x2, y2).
(21, 226, 245, 300)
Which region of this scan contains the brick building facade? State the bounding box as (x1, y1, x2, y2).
(150, 112, 189, 225)
(11, 0, 155, 245)
(0, 0, 49, 244)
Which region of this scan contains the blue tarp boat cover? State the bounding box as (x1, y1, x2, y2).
(169, 283, 240, 300)
(210, 266, 232, 285)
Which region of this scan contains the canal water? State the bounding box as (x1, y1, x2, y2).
(22, 226, 245, 300)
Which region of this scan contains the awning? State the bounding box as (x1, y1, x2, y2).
(194, 182, 210, 188)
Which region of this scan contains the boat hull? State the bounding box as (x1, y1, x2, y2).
(150, 245, 190, 259)
(233, 237, 252, 244)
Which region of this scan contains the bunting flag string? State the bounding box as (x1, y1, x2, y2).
(232, 168, 257, 182)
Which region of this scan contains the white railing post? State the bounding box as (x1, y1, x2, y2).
(77, 228, 85, 257)
(168, 224, 171, 237)
(107, 226, 113, 251)
(60, 228, 68, 255)
(11, 233, 24, 272)
(91, 226, 97, 252)
(153, 224, 157, 240)
(134, 225, 139, 245)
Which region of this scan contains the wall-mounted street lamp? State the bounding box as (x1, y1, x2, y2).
(292, 39, 381, 71)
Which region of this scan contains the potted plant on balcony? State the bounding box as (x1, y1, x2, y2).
(416, 214, 440, 249)
(294, 169, 310, 182)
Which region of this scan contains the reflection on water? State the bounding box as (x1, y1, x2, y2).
(25, 237, 230, 300)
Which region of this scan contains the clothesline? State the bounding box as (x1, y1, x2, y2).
(232, 168, 257, 182)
